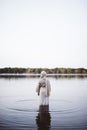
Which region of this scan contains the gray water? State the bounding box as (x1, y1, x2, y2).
(0, 75, 87, 130)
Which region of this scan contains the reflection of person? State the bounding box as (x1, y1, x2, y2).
(36, 105, 51, 130)
(36, 71, 51, 106)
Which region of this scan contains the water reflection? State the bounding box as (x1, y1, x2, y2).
(36, 105, 51, 130)
(0, 74, 87, 79)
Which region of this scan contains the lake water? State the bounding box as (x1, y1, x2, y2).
(0, 75, 87, 130)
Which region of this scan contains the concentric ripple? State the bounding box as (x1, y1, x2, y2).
(0, 99, 87, 130)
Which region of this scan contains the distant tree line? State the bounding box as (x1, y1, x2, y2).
(0, 67, 87, 74)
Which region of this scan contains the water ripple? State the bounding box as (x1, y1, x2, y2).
(1, 99, 87, 130)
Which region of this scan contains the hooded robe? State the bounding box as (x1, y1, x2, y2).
(36, 71, 51, 105)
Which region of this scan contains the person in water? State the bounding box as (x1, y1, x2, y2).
(36, 71, 51, 106)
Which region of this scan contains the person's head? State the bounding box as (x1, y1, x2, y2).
(40, 71, 47, 78)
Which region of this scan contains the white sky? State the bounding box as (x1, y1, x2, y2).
(0, 0, 87, 68)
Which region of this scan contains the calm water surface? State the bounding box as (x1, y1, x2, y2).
(0, 75, 87, 130)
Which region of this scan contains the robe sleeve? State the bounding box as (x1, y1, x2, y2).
(46, 79, 51, 97)
(36, 82, 40, 96)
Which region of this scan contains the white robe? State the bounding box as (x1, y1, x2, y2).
(36, 77, 51, 106)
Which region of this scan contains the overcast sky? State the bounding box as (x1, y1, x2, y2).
(0, 0, 87, 68)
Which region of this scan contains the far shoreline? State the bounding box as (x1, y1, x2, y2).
(0, 67, 87, 74)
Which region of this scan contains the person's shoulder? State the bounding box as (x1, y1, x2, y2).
(46, 78, 50, 83)
(39, 78, 45, 82)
